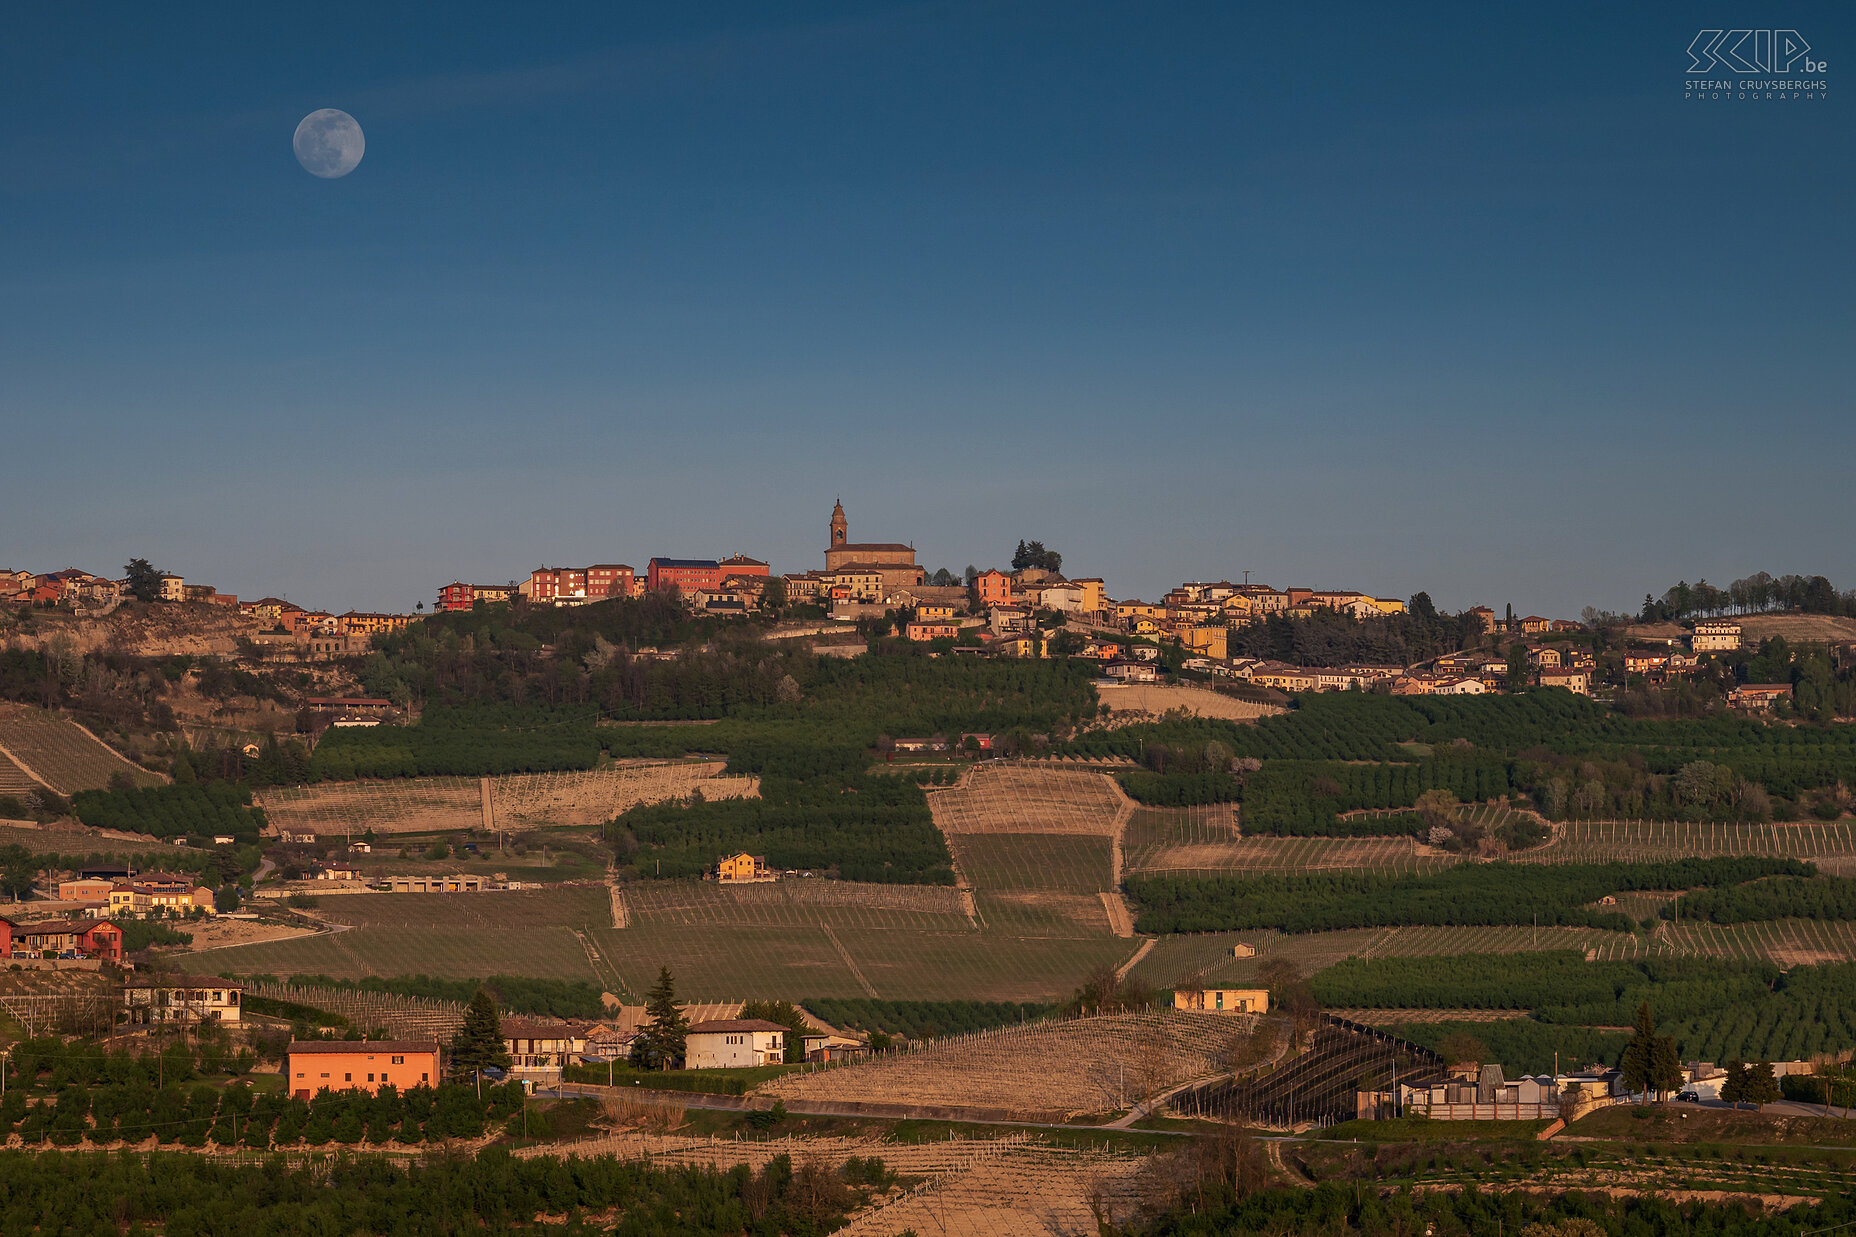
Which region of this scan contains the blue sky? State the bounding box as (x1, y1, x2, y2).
(3, 2, 1849, 616)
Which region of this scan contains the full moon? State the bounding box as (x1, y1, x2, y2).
(293, 109, 365, 178)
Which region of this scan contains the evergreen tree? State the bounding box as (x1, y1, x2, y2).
(630, 966, 689, 1070)
(740, 998, 811, 1064)
(1621, 1001, 1658, 1097)
(448, 989, 511, 1080)
(1719, 1060, 1747, 1103)
(1743, 1060, 1781, 1105)
(1650, 1033, 1682, 1099)
(123, 558, 163, 603)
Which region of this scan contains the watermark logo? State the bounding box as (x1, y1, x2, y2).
(1685, 29, 1828, 100)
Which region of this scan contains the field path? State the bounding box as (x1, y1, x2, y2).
(1113, 938, 1154, 980)
(1099, 893, 1134, 938)
(1104, 772, 1138, 936)
(0, 744, 54, 795)
(819, 921, 879, 997)
(67, 718, 169, 783)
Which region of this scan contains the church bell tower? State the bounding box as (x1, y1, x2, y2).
(830, 498, 847, 548)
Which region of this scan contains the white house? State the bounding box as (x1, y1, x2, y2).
(683, 1018, 786, 1069)
(124, 976, 244, 1024)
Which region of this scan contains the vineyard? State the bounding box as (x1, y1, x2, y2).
(1121, 805, 1453, 877)
(1125, 857, 1813, 935)
(262, 762, 755, 836)
(199, 888, 614, 984)
(0, 705, 164, 794)
(927, 765, 1127, 836)
(596, 881, 1133, 1003)
(1522, 819, 1856, 873)
(241, 980, 467, 1041)
(799, 998, 1051, 1040)
(760, 1010, 1242, 1119)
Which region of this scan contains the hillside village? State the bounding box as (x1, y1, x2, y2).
(9, 503, 1848, 718)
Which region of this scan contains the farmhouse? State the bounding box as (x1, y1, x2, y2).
(502, 1019, 595, 1084)
(1692, 620, 1742, 652)
(124, 976, 244, 1024)
(0, 916, 123, 961)
(684, 1018, 786, 1069)
(1174, 987, 1270, 1015)
(288, 1040, 440, 1098)
(1104, 659, 1159, 683)
(1730, 683, 1794, 711)
(717, 853, 773, 883)
(379, 874, 483, 893)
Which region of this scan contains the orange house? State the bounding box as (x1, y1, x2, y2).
(287, 1040, 440, 1098)
(975, 570, 1014, 606)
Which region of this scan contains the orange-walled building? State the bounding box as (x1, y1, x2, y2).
(287, 1040, 441, 1098)
(976, 570, 1014, 606)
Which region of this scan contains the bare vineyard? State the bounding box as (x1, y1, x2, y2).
(1094, 682, 1284, 722)
(929, 765, 1127, 836)
(761, 1011, 1243, 1119)
(622, 879, 970, 922)
(1123, 809, 1455, 878)
(261, 762, 756, 836)
(244, 980, 467, 1041)
(0, 705, 164, 794)
(1521, 820, 1856, 873)
(1655, 918, 1856, 968)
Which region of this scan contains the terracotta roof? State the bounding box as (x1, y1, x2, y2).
(287, 1040, 440, 1055)
(834, 542, 914, 553)
(125, 975, 243, 989)
(501, 1018, 593, 1039)
(687, 1019, 789, 1034)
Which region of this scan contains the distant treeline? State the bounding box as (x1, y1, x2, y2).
(1124, 857, 1812, 935)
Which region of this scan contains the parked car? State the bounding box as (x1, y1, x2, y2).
(1676, 1091, 1700, 1103)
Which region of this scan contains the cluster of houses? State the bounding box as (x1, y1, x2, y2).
(52, 868, 219, 917)
(1355, 1055, 1820, 1122)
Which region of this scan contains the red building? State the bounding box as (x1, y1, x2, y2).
(648, 557, 769, 593)
(524, 566, 635, 604)
(585, 564, 636, 597)
(0, 916, 123, 961)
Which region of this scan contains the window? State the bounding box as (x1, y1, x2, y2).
(421, 1073, 429, 1082)
(320, 1072, 330, 1079)
(296, 1072, 305, 1078)
(367, 1073, 375, 1082)
(391, 1055, 404, 1065)
(344, 1073, 352, 1082)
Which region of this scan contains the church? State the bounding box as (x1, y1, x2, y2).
(818, 500, 923, 599)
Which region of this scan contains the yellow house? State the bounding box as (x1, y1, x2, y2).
(717, 852, 771, 882)
(1070, 578, 1107, 614)
(1369, 597, 1407, 615)
(1182, 625, 1228, 660)
(916, 603, 957, 620)
(1174, 987, 1270, 1015)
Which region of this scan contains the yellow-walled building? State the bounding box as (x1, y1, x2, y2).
(1175, 987, 1270, 1014)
